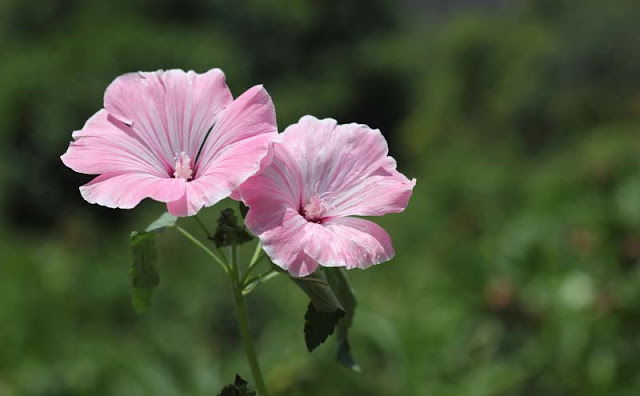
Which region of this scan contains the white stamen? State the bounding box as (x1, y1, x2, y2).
(173, 152, 193, 180)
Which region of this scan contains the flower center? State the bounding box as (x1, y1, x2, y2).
(302, 195, 331, 223)
(173, 152, 193, 180)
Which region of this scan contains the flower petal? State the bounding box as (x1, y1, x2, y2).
(303, 217, 394, 270)
(328, 157, 416, 217)
(61, 110, 169, 176)
(103, 69, 232, 164)
(196, 85, 277, 175)
(80, 172, 185, 209)
(256, 207, 320, 277)
(286, 251, 320, 278)
(239, 143, 303, 231)
(281, 115, 415, 217)
(166, 134, 277, 217)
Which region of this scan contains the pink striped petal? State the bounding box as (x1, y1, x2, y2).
(239, 144, 303, 234)
(166, 134, 276, 217)
(61, 110, 169, 176)
(281, 116, 415, 217)
(238, 115, 413, 275)
(196, 85, 277, 175)
(63, 69, 278, 215)
(163, 84, 277, 217)
(286, 251, 320, 278)
(80, 172, 185, 209)
(256, 207, 320, 277)
(104, 69, 232, 164)
(303, 217, 394, 270)
(328, 156, 416, 217)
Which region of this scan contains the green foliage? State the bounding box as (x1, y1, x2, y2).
(129, 213, 177, 313)
(292, 268, 359, 369)
(145, 213, 178, 232)
(291, 268, 344, 312)
(292, 269, 345, 352)
(218, 375, 256, 396)
(325, 268, 360, 372)
(303, 302, 344, 352)
(212, 208, 254, 248)
(129, 232, 159, 313)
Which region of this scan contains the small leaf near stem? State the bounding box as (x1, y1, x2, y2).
(218, 374, 256, 396)
(242, 270, 280, 295)
(212, 208, 253, 248)
(129, 231, 159, 313)
(145, 212, 178, 232)
(129, 211, 178, 313)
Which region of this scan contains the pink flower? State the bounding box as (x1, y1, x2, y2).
(61, 69, 277, 217)
(237, 116, 416, 277)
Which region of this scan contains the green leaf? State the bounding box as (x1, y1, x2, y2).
(128, 212, 176, 314)
(291, 268, 346, 351)
(129, 231, 159, 313)
(218, 374, 256, 396)
(326, 268, 361, 372)
(212, 208, 254, 248)
(303, 302, 345, 351)
(145, 212, 177, 232)
(291, 268, 361, 369)
(238, 201, 249, 219)
(290, 268, 344, 312)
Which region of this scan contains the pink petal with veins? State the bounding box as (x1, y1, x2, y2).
(237, 115, 414, 276)
(61, 69, 277, 215)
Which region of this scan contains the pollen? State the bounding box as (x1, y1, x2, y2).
(173, 152, 193, 180)
(302, 195, 331, 223)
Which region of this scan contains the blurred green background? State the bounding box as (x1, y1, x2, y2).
(2, 0, 640, 394)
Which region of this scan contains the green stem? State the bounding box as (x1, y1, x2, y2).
(230, 245, 269, 396)
(194, 214, 212, 237)
(242, 242, 266, 284)
(242, 270, 280, 295)
(175, 226, 229, 274)
(193, 215, 229, 268)
(250, 242, 263, 266)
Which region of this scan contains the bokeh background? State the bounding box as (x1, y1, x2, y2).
(2, 0, 640, 394)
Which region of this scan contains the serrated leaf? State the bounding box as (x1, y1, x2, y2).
(326, 268, 360, 371)
(218, 374, 256, 396)
(128, 212, 176, 314)
(129, 231, 159, 313)
(212, 208, 254, 248)
(303, 302, 345, 351)
(145, 212, 177, 232)
(291, 268, 346, 351)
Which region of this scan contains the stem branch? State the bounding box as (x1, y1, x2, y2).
(175, 226, 229, 274)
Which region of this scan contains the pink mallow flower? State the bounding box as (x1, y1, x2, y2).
(61, 69, 277, 217)
(237, 116, 416, 277)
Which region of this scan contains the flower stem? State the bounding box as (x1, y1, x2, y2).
(175, 226, 229, 274)
(242, 242, 266, 284)
(194, 214, 213, 237)
(230, 245, 269, 396)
